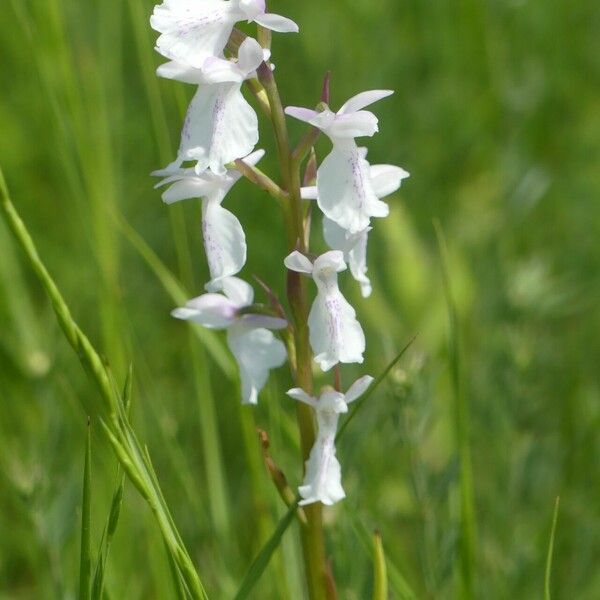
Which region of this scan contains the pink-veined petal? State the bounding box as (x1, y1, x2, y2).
(151, 1, 236, 68)
(317, 144, 384, 233)
(338, 89, 394, 115)
(284, 251, 314, 274)
(201, 200, 247, 287)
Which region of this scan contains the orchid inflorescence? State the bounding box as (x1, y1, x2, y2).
(150, 0, 409, 508)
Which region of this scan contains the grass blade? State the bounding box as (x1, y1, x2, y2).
(372, 531, 388, 600)
(114, 211, 235, 378)
(91, 472, 125, 600)
(79, 421, 92, 600)
(434, 221, 476, 599)
(233, 499, 299, 600)
(544, 497, 560, 600)
(349, 515, 417, 600)
(336, 334, 417, 442)
(0, 169, 208, 600)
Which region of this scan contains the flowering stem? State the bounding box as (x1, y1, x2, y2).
(257, 62, 334, 600)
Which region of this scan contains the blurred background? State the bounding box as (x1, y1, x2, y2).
(1, 0, 599, 598)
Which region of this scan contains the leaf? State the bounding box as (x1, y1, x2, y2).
(79, 421, 92, 600)
(544, 497, 560, 600)
(233, 499, 299, 600)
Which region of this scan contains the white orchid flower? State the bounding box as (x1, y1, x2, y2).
(285, 90, 394, 234)
(302, 154, 409, 298)
(151, 0, 298, 69)
(284, 250, 365, 371)
(172, 277, 287, 404)
(154, 149, 264, 292)
(158, 38, 269, 175)
(287, 375, 374, 506)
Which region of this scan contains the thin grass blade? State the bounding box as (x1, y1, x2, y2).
(434, 221, 476, 599)
(79, 421, 92, 600)
(233, 499, 299, 600)
(544, 497, 560, 600)
(337, 334, 417, 441)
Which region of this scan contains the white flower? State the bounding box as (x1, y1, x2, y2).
(158, 38, 269, 175)
(302, 154, 409, 298)
(284, 250, 365, 371)
(287, 376, 374, 506)
(172, 277, 287, 404)
(285, 90, 394, 234)
(154, 149, 264, 292)
(151, 0, 298, 69)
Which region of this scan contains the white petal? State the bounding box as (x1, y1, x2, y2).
(300, 186, 318, 200)
(151, 1, 236, 68)
(284, 251, 313, 274)
(237, 37, 266, 75)
(309, 290, 365, 371)
(286, 388, 317, 407)
(156, 60, 206, 84)
(326, 111, 379, 139)
(317, 144, 388, 234)
(171, 293, 237, 329)
(201, 200, 246, 288)
(209, 87, 259, 174)
(239, 148, 265, 168)
(299, 434, 345, 506)
(220, 276, 254, 307)
(161, 178, 216, 203)
(201, 57, 244, 84)
(179, 85, 258, 175)
(348, 231, 372, 298)
(313, 250, 347, 275)
(338, 89, 394, 115)
(227, 324, 287, 404)
(322, 217, 352, 253)
(345, 375, 374, 404)
(240, 314, 287, 329)
(284, 106, 319, 124)
(369, 164, 410, 198)
(253, 13, 299, 33)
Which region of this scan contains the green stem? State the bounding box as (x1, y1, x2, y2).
(257, 62, 333, 600)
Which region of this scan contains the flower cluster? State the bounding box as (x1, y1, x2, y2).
(150, 0, 408, 506)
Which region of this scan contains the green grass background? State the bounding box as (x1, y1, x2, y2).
(1, 0, 599, 598)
